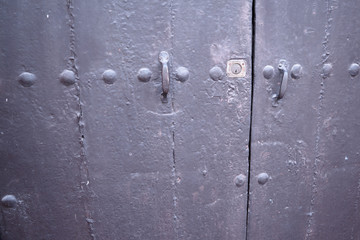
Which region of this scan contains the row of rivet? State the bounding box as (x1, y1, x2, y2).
(137, 66, 190, 83)
(17, 67, 191, 87)
(319, 63, 360, 78)
(17, 70, 77, 87)
(263, 63, 360, 79)
(1, 171, 268, 209)
(16, 62, 360, 87)
(234, 172, 269, 187)
(263, 63, 302, 80)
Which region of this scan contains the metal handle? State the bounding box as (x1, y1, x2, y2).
(159, 51, 170, 95)
(278, 61, 288, 99)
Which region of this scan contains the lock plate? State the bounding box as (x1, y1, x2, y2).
(226, 59, 247, 78)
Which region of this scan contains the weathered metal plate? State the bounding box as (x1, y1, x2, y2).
(172, 1, 252, 239)
(0, 1, 88, 239)
(74, 1, 175, 239)
(249, 0, 360, 239)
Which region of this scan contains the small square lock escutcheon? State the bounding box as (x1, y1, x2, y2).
(226, 59, 247, 78)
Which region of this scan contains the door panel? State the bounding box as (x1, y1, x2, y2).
(249, 0, 360, 239)
(4, 1, 360, 240)
(75, 1, 175, 239)
(0, 1, 88, 239)
(172, 1, 252, 239)
(311, 2, 360, 238)
(75, 0, 253, 239)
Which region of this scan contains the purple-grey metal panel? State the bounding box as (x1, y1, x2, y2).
(74, 1, 175, 239)
(249, 0, 360, 239)
(0, 1, 89, 239)
(172, 1, 253, 239)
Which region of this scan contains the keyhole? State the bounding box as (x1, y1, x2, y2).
(231, 63, 242, 75)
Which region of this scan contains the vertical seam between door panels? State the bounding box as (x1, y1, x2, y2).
(245, 0, 256, 239)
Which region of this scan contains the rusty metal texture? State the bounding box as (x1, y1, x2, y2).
(249, 0, 360, 239)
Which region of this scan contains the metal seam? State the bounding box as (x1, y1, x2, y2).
(305, 0, 333, 238)
(66, 1, 95, 239)
(245, 0, 256, 239)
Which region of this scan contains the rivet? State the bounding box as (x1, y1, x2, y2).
(291, 64, 302, 79)
(263, 65, 274, 79)
(18, 72, 36, 87)
(349, 63, 360, 77)
(175, 67, 189, 82)
(1, 195, 17, 208)
(102, 69, 117, 84)
(234, 174, 246, 187)
(59, 69, 76, 86)
(137, 68, 152, 82)
(209, 66, 224, 81)
(257, 173, 269, 185)
(321, 63, 332, 78)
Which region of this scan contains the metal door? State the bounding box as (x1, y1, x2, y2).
(2, 1, 360, 240)
(1, 0, 252, 239)
(248, 0, 360, 239)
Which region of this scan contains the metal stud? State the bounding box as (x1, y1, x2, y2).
(263, 65, 274, 79)
(235, 174, 246, 187)
(137, 68, 152, 82)
(1, 195, 17, 208)
(321, 63, 332, 78)
(102, 69, 117, 84)
(257, 172, 269, 185)
(349, 63, 360, 77)
(60, 69, 76, 86)
(209, 66, 224, 81)
(18, 72, 36, 87)
(175, 67, 189, 82)
(291, 64, 302, 79)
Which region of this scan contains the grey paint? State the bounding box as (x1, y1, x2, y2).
(74, 0, 176, 239)
(75, 0, 252, 239)
(249, 0, 360, 239)
(171, 1, 252, 239)
(0, 0, 88, 239)
(2, 0, 360, 239)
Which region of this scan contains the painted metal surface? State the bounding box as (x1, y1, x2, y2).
(2, 0, 360, 239)
(74, 0, 252, 239)
(0, 1, 89, 239)
(171, 1, 252, 239)
(74, 1, 175, 239)
(249, 0, 360, 239)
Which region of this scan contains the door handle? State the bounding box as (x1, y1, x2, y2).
(277, 60, 288, 99)
(159, 51, 170, 96)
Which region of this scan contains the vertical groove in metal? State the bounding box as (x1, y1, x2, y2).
(169, 1, 179, 239)
(66, 0, 94, 239)
(245, 0, 256, 239)
(305, 1, 332, 238)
